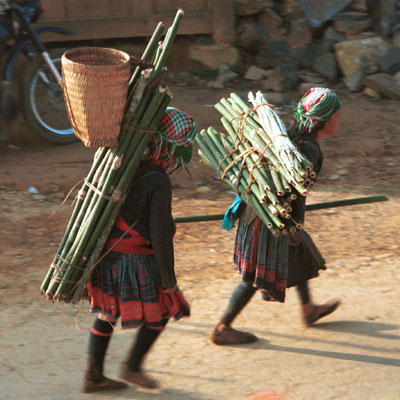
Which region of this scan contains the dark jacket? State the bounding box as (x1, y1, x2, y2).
(108, 163, 177, 289)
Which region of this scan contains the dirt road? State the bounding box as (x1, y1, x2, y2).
(0, 83, 399, 400)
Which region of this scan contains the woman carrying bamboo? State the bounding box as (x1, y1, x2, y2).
(211, 88, 342, 345)
(82, 107, 197, 392)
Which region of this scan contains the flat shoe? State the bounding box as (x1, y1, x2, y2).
(82, 376, 128, 393)
(211, 325, 258, 345)
(304, 300, 340, 327)
(119, 363, 159, 389)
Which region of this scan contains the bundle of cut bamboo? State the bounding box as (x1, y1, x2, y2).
(196, 91, 316, 237)
(40, 10, 184, 303)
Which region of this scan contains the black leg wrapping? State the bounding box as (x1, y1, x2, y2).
(86, 318, 115, 379)
(220, 281, 257, 326)
(126, 320, 167, 372)
(296, 281, 312, 305)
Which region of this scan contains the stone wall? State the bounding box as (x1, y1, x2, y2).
(190, 0, 400, 100)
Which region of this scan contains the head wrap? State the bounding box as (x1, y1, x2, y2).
(291, 87, 341, 135)
(147, 107, 198, 170)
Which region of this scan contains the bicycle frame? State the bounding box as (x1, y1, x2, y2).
(3, 26, 75, 81)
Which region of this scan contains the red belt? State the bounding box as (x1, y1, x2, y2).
(105, 216, 154, 255)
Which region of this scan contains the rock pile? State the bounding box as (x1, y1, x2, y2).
(192, 0, 400, 100)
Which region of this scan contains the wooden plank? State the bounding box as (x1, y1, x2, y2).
(39, 0, 153, 22)
(35, 13, 212, 43)
(131, 0, 153, 14)
(211, 0, 235, 44)
(154, 0, 207, 12)
(41, 0, 66, 19)
(36, 0, 234, 44)
(66, 0, 131, 18)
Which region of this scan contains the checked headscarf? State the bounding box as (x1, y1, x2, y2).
(291, 87, 341, 135)
(147, 107, 198, 170)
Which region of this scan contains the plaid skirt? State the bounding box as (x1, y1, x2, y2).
(86, 253, 189, 330)
(234, 217, 289, 303)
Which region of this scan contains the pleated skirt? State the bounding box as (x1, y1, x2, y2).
(86, 252, 189, 330)
(233, 217, 289, 302)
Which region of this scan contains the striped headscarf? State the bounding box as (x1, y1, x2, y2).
(147, 107, 198, 170)
(291, 87, 341, 135)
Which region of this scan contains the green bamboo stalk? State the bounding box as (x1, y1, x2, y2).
(61, 150, 116, 264)
(197, 130, 281, 234)
(287, 193, 297, 202)
(270, 167, 285, 196)
(207, 126, 272, 205)
(216, 101, 285, 183)
(291, 218, 303, 230)
(79, 150, 116, 228)
(152, 30, 171, 69)
(69, 94, 172, 303)
(198, 130, 287, 233)
(61, 149, 112, 250)
(55, 79, 156, 284)
(260, 199, 285, 229)
(151, 9, 184, 79)
(123, 69, 152, 132)
(217, 119, 273, 190)
(207, 123, 292, 230)
(198, 149, 215, 170)
(248, 128, 308, 195)
(229, 93, 314, 176)
(206, 129, 270, 208)
(204, 128, 272, 211)
(45, 87, 168, 299)
(128, 22, 165, 92)
(67, 96, 171, 302)
(226, 95, 311, 182)
(219, 116, 281, 205)
(280, 173, 292, 193)
(217, 117, 271, 191)
(198, 131, 239, 188)
(197, 133, 247, 199)
(43, 147, 113, 293)
(54, 89, 170, 300)
(45, 73, 152, 292)
(274, 202, 288, 217)
(40, 147, 108, 293)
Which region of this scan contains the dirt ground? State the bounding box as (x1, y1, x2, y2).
(0, 80, 399, 400)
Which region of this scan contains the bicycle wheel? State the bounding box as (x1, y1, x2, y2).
(22, 48, 76, 144)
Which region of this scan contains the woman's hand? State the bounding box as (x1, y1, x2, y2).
(162, 284, 177, 295)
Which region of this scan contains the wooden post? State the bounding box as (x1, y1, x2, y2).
(211, 0, 236, 44)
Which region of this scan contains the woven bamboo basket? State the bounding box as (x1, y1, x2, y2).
(61, 47, 131, 148)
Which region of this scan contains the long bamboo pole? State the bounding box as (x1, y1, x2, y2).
(53, 87, 169, 299)
(173, 195, 388, 223)
(128, 21, 165, 92)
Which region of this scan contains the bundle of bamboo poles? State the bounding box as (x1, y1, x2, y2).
(40, 10, 184, 303)
(196, 91, 316, 237)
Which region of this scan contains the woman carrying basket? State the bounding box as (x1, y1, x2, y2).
(82, 107, 197, 392)
(211, 88, 342, 345)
